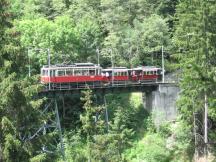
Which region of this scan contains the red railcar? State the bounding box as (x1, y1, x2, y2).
(41, 63, 162, 89)
(101, 67, 129, 83)
(131, 66, 162, 82)
(41, 63, 103, 84)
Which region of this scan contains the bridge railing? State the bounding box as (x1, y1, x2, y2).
(42, 80, 164, 92)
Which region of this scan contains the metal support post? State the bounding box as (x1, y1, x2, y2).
(28, 48, 31, 77)
(96, 48, 100, 66)
(48, 48, 51, 90)
(162, 46, 165, 83)
(193, 111, 198, 162)
(48, 48, 50, 67)
(204, 93, 208, 162)
(104, 96, 109, 132)
(110, 49, 114, 86)
(55, 99, 65, 161)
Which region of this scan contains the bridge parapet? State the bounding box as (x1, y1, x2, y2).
(39, 83, 159, 98)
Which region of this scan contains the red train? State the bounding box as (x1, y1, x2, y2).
(41, 63, 162, 89)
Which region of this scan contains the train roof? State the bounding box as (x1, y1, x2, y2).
(102, 67, 129, 72)
(42, 63, 101, 70)
(133, 66, 161, 71)
(74, 63, 96, 66)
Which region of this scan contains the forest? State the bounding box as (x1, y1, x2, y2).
(0, 0, 216, 161)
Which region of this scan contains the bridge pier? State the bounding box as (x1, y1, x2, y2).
(144, 83, 179, 126)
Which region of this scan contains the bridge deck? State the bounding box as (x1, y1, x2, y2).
(39, 82, 177, 97)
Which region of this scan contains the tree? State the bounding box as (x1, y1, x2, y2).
(34, 0, 67, 20)
(174, 0, 216, 157)
(80, 89, 106, 161)
(16, 16, 79, 73)
(0, 1, 51, 161)
(102, 14, 171, 67)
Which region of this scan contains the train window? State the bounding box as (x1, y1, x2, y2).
(154, 71, 157, 75)
(50, 70, 54, 77)
(74, 69, 82, 76)
(82, 70, 89, 76)
(98, 69, 101, 75)
(143, 71, 147, 75)
(66, 69, 73, 76)
(90, 69, 95, 75)
(45, 70, 48, 76)
(57, 70, 65, 76)
(148, 71, 152, 75)
(42, 70, 46, 76)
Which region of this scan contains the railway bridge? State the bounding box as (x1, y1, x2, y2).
(40, 81, 179, 122)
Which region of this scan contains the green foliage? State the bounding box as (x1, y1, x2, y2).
(75, 17, 103, 62)
(173, 1, 216, 156)
(30, 153, 47, 162)
(80, 89, 106, 138)
(168, 121, 193, 162)
(101, 14, 171, 67)
(63, 93, 145, 162)
(125, 133, 170, 162)
(63, 132, 88, 162)
(90, 134, 123, 161)
(0, 1, 53, 161)
(124, 120, 193, 162)
(16, 16, 77, 72)
(33, 0, 67, 20)
(5, 0, 216, 161)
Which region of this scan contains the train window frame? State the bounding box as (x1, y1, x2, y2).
(74, 69, 82, 76)
(82, 69, 89, 76)
(89, 68, 95, 76)
(144, 71, 147, 75)
(50, 70, 55, 77)
(98, 69, 101, 75)
(46, 70, 48, 76)
(66, 69, 73, 76)
(42, 70, 46, 76)
(57, 70, 65, 76)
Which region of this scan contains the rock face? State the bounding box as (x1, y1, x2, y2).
(145, 83, 180, 126)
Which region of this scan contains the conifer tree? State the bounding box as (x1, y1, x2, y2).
(80, 89, 106, 161)
(0, 1, 49, 161)
(174, 0, 216, 155)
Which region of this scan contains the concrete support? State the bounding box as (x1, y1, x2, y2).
(145, 84, 179, 126)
